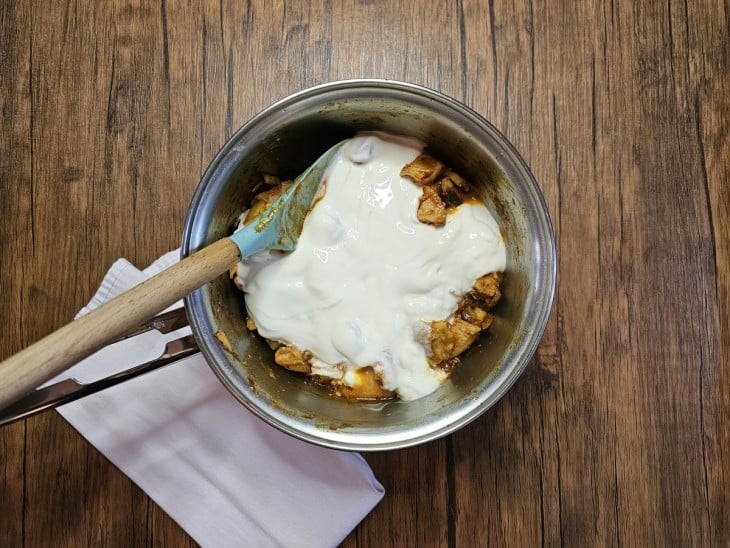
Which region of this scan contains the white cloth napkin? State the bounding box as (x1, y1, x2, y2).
(52, 250, 384, 548)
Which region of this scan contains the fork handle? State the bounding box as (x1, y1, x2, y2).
(0, 238, 240, 409)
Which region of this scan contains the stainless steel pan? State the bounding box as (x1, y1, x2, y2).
(182, 80, 556, 451)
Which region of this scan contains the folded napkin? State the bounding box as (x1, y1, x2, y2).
(52, 250, 384, 547)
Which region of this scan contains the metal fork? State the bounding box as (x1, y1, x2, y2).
(0, 308, 198, 427)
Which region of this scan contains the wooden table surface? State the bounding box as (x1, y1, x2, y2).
(1, 0, 728, 546)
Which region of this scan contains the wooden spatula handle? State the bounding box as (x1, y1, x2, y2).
(0, 238, 241, 410)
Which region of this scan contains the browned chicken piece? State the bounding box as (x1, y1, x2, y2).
(245, 316, 257, 331)
(429, 318, 482, 364)
(400, 154, 445, 186)
(436, 176, 464, 208)
(458, 298, 494, 329)
(274, 345, 311, 373)
(333, 366, 394, 400)
(472, 272, 502, 309)
(441, 169, 470, 191)
(417, 185, 447, 226)
(244, 182, 292, 224)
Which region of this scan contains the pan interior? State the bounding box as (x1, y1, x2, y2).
(182, 81, 555, 451)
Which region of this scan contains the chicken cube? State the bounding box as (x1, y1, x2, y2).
(429, 318, 482, 364)
(473, 272, 502, 309)
(441, 169, 470, 191)
(333, 366, 394, 400)
(459, 299, 494, 329)
(274, 345, 311, 373)
(417, 185, 447, 226)
(436, 177, 463, 208)
(400, 154, 445, 186)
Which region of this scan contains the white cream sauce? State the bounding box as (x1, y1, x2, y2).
(236, 133, 506, 400)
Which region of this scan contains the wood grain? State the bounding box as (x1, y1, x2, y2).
(1, 0, 727, 546)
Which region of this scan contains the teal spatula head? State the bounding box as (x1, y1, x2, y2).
(229, 141, 344, 258)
